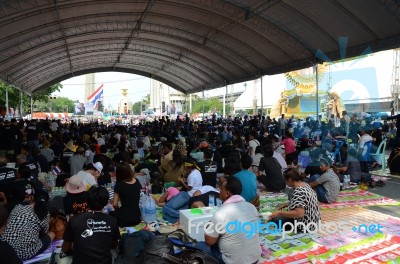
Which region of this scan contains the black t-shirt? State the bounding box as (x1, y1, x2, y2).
(0, 166, 16, 200)
(304, 160, 323, 176)
(26, 124, 39, 141)
(112, 180, 141, 227)
(20, 162, 39, 177)
(258, 157, 286, 192)
(0, 125, 17, 149)
(10, 178, 46, 208)
(198, 160, 218, 187)
(63, 192, 89, 216)
(63, 212, 120, 264)
(112, 151, 131, 164)
(0, 240, 22, 264)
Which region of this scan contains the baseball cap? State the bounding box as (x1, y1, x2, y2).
(93, 162, 103, 173)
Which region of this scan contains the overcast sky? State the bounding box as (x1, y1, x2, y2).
(55, 49, 395, 109)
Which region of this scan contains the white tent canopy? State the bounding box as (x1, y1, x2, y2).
(234, 74, 286, 111)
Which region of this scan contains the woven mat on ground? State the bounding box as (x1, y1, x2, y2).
(320, 189, 400, 209)
(259, 207, 400, 263)
(23, 240, 63, 264)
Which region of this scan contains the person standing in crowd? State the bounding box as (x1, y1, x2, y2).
(278, 114, 287, 136)
(110, 162, 141, 227)
(194, 177, 261, 264)
(387, 113, 400, 139)
(25, 119, 40, 151)
(1, 188, 55, 261)
(62, 186, 120, 264)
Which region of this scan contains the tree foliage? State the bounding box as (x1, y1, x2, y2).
(0, 80, 63, 114)
(34, 96, 75, 113)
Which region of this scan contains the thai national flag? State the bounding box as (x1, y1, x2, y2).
(52, 166, 62, 176)
(87, 84, 104, 108)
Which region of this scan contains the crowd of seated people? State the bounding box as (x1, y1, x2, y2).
(0, 111, 397, 263)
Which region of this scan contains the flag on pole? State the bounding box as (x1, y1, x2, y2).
(87, 84, 104, 109)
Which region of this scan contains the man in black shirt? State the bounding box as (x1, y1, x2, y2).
(198, 149, 218, 187)
(62, 186, 120, 264)
(25, 119, 40, 151)
(0, 154, 17, 208)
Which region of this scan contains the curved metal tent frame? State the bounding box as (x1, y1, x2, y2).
(0, 0, 399, 95)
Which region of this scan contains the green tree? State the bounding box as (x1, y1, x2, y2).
(35, 96, 75, 113)
(131, 101, 141, 115)
(192, 96, 223, 115)
(0, 80, 62, 114)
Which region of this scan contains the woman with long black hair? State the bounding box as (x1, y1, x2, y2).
(1, 186, 55, 260)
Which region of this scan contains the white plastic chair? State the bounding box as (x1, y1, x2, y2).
(370, 139, 387, 171)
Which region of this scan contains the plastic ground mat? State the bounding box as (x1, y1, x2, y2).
(259, 207, 400, 263)
(319, 189, 400, 209)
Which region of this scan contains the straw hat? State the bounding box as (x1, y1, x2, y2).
(65, 175, 85, 194)
(64, 140, 77, 152)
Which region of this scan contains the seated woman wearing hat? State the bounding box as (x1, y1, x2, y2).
(63, 175, 89, 217)
(76, 162, 103, 190)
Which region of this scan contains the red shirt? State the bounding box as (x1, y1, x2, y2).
(281, 138, 296, 154)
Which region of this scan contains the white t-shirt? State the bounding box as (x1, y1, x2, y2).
(76, 170, 97, 189)
(252, 153, 263, 167)
(197, 185, 219, 194)
(205, 201, 261, 264)
(273, 151, 288, 171)
(248, 139, 260, 158)
(187, 169, 203, 197)
(50, 122, 58, 132)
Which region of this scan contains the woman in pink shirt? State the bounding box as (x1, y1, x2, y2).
(281, 133, 297, 165)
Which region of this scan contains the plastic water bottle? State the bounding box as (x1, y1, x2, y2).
(216, 198, 222, 206)
(343, 175, 350, 189)
(209, 194, 215, 207)
(143, 195, 157, 223)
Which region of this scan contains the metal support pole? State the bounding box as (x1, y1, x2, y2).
(260, 76, 264, 116)
(202, 90, 205, 119)
(189, 94, 192, 114)
(5, 85, 9, 120)
(20, 90, 23, 118)
(315, 64, 319, 122)
(223, 86, 226, 118)
(30, 95, 33, 120)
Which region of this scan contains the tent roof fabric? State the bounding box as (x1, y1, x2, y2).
(0, 0, 399, 95)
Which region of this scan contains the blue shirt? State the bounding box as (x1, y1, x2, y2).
(234, 170, 257, 202)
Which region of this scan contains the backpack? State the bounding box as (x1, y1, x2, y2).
(114, 230, 154, 264)
(142, 235, 174, 264)
(143, 231, 219, 264)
